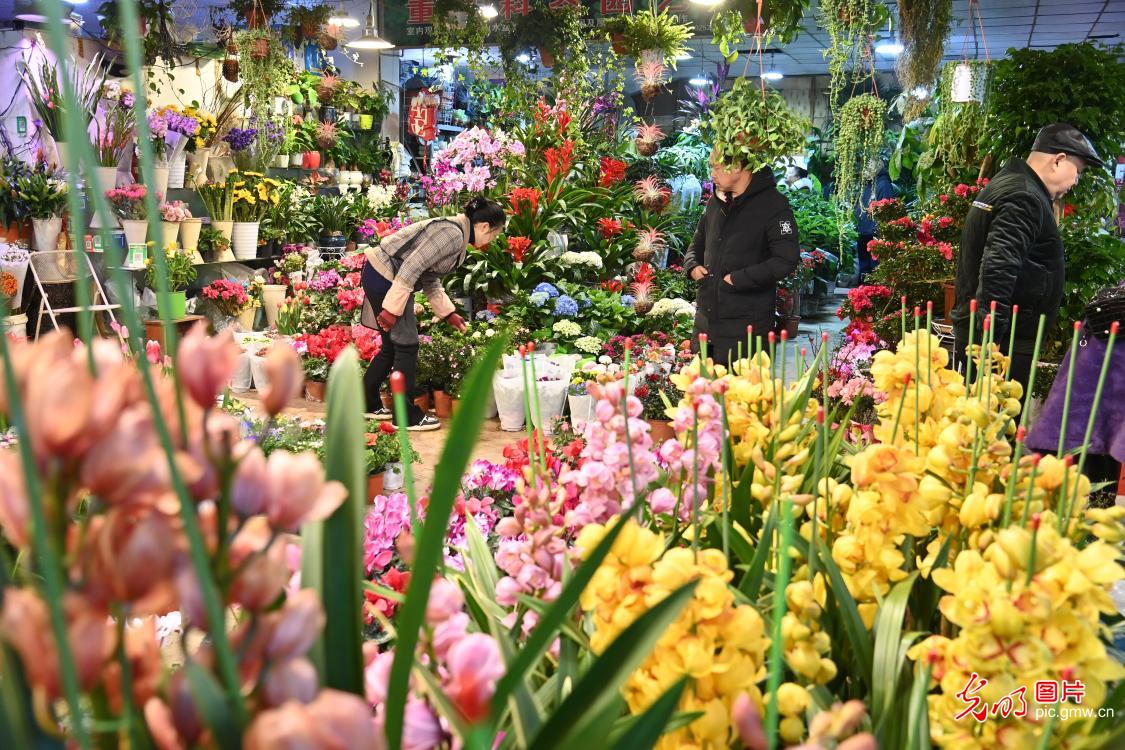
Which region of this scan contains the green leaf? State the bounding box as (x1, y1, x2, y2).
(527, 581, 698, 750)
(904, 662, 932, 750)
(385, 335, 509, 750)
(185, 663, 240, 750)
(305, 348, 367, 696)
(817, 542, 874, 687)
(607, 678, 688, 750)
(739, 509, 776, 599)
(872, 572, 919, 726)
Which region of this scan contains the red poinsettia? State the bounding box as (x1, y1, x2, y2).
(507, 236, 532, 263)
(599, 157, 627, 188)
(597, 217, 623, 239)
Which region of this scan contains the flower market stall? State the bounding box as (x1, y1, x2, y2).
(0, 0, 1123, 749)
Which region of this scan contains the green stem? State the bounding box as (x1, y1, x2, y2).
(1018, 315, 1048, 431)
(527, 352, 548, 473)
(392, 391, 418, 529)
(966, 302, 976, 386)
(764, 500, 794, 750)
(1063, 325, 1117, 533)
(1056, 323, 1082, 457)
(518, 351, 540, 487)
(1020, 457, 1041, 528)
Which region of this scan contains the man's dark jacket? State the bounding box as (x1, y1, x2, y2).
(683, 167, 800, 362)
(952, 158, 1064, 354)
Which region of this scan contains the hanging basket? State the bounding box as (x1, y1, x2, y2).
(222, 45, 240, 82)
(251, 37, 270, 61)
(300, 20, 320, 39)
(950, 62, 988, 103)
(318, 30, 338, 50)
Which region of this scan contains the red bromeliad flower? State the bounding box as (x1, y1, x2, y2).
(600, 279, 624, 293)
(597, 217, 623, 239)
(599, 157, 627, 188)
(509, 187, 541, 217)
(544, 140, 575, 184)
(507, 236, 532, 263)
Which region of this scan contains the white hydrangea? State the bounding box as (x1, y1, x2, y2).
(574, 336, 602, 354)
(649, 298, 696, 317)
(552, 320, 582, 338)
(560, 251, 603, 269)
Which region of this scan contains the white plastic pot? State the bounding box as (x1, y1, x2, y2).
(230, 351, 253, 392)
(249, 354, 269, 392)
(262, 284, 287, 328)
(530, 380, 569, 436)
(167, 151, 187, 189)
(568, 393, 594, 431)
(232, 221, 260, 260)
(493, 373, 527, 432)
(383, 462, 405, 491)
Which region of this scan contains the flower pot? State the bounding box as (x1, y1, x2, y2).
(2, 221, 20, 242)
(167, 151, 188, 189)
(93, 165, 119, 192)
(611, 33, 627, 54)
(568, 393, 594, 430)
(2, 313, 27, 341)
(303, 152, 322, 170)
(942, 282, 956, 325)
(237, 306, 257, 331)
(151, 165, 170, 200)
(211, 220, 234, 242)
(156, 291, 187, 320)
(493, 374, 526, 432)
(366, 472, 385, 501)
(31, 216, 63, 253)
(414, 393, 432, 412)
(381, 392, 393, 411)
(231, 221, 260, 260)
(320, 106, 336, 123)
(289, 153, 304, 168)
(530, 379, 569, 436)
(383, 462, 405, 491)
(433, 390, 453, 418)
(186, 148, 212, 186)
(262, 283, 287, 328)
(647, 418, 675, 444)
(359, 114, 374, 130)
(160, 221, 181, 249)
(784, 315, 801, 338)
(273, 154, 290, 168)
(318, 232, 347, 257)
(305, 380, 327, 402)
(251, 37, 269, 60)
(179, 218, 202, 253)
(249, 354, 270, 391)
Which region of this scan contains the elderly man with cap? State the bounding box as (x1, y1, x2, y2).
(952, 123, 1104, 392)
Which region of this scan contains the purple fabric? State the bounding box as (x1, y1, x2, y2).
(1026, 332, 1125, 461)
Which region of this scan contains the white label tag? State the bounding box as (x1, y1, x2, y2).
(780, 220, 794, 235)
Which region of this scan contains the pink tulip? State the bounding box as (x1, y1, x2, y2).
(230, 446, 269, 518)
(260, 342, 304, 416)
(264, 451, 347, 532)
(176, 324, 241, 408)
(443, 633, 504, 723)
(0, 450, 29, 548)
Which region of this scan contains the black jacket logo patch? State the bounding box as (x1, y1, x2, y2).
(779, 220, 794, 235)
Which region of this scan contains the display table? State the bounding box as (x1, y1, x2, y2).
(144, 314, 208, 350)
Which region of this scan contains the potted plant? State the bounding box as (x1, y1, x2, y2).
(0, 242, 30, 338)
(19, 54, 107, 170)
(145, 246, 198, 320)
(701, 79, 811, 175)
(316, 74, 341, 122)
(92, 82, 134, 195)
(634, 123, 665, 157)
(196, 225, 230, 264)
(363, 421, 420, 500)
(201, 278, 251, 328)
(227, 0, 286, 29)
(288, 70, 321, 115)
(432, 0, 490, 60)
(308, 194, 357, 253)
(500, 4, 586, 71)
(159, 200, 191, 250)
(235, 29, 295, 118)
(282, 2, 332, 48)
(0, 157, 31, 241)
(197, 176, 235, 242)
(107, 183, 150, 246)
(603, 4, 693, 65)
(17, 168, 68, 254)
(231, 172, 281, 260)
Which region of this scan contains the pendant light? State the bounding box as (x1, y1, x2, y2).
(346, 0, 394, 50)
(328, 1, 360, 28)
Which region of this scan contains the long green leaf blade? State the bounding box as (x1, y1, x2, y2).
(817, 543, 874, 686)
(872, 572, 919, 726)
(185, 663, 240, 750)
(385, 335, 508, 749)
(607, 678, 688, 750)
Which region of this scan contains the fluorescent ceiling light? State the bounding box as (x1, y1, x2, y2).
(346, 0, 394, 50)
(479, 3, 498, 19)
(689, 76, 710, 86)
(675, 51, 692, 60)
(762, 71, 784, 81)
(875, 42, 904, 56)
(329, 14, 360, 28)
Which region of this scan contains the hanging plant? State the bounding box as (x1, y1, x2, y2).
(819, 0, 888, 117)
(834, 93, 887, 215)
(896, 0, 954, 118)
(602, 3, 693, 66)
(282, 3, 333, 48)
(432, 0, 490, 59)
(710, 9, 745, 65)
(701, 79, 810, 173)
(915, 61, 990, 198)
(235, 29, 295, 117)
(755, 0, 813, 44)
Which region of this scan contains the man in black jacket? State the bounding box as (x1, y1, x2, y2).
(684, 149, 801, 366)
(952, 123, 1103, 391)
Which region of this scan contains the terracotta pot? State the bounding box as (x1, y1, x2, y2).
(784, 315, 801, 338)
(3, 221, 20, 242)
(367, 472, 385, 501)
(942, 282, 956, 324)
(451, 397, 461, 416)
(305, 380, 327, 402)
(647, 419, 675, 443)
(414, 393, 432, 412)
(381, 391, 394, 411)
(611, 33, 627, 55)
(538, 47, 555, 68)
(433, 390, 453, 418)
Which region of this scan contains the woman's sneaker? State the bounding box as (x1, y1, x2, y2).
(365, 407, 394, 421)
(407, 414, 441, 432)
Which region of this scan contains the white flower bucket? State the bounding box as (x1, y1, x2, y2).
(160, 221, 180, 249)
(383, 462, 405, 491)
(493, 373, 527, 432)
(120, 219, 148, 248)
(231, 221, 260, 260)
(167, 151, 188, 189)
(530, 380, 568, 436)
(151, 165, 170, 200)
(568, 393, 594, 430)
(230, 351, 253, 392)
(180, 218, 202, 252)
(249, 354, 269, 392)
(2, 313, 27, 340)
(262, 284, 287, 328)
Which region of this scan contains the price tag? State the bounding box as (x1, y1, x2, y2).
(126, 244, 147, 268)
(15, 116, 26, 135)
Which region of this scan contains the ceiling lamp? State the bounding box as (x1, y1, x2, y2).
(675, 51, 692, 61)
(875, 41, 904, 56)
(346, 0, 394, 50)
(479, 3, 499, 19)
(762, 71, 784, 81)
(14, 0, 52, 22)
(689, 75, 711, 86)
(328, 1, 360, 28)
(689, 0, 724, 6)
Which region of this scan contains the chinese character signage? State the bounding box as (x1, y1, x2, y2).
(382, 0, 704, 48)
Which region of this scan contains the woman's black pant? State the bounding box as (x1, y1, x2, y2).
(361, 262, 425, 424)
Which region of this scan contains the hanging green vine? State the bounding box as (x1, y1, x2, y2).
(710, 9, 745, 64)
(834, 93, 887, 213)
(915, 61, 989, 198)
(897, 0, 954, 118)
(819, 0, 888, 117)
(235, 29, 295, 118)
(431, 0, 490, 67)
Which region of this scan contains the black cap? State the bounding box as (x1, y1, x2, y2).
(1031, 123, 1104, 169)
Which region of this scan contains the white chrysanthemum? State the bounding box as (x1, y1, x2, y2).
(560, 251, 603, 269)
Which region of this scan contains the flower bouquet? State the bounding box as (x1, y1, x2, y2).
(201, 278, 252, 317)
(0, 241, 30, 312)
